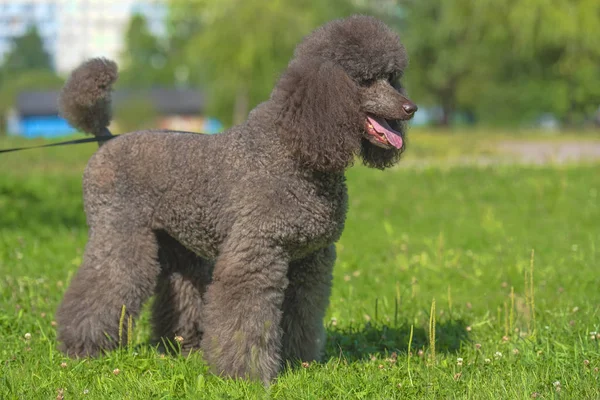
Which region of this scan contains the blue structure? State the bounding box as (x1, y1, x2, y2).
(7, 91, 75, 139)
(14, 116, 76, 139)
(9, 88, 221, 139)
(202, 118, 223, 135)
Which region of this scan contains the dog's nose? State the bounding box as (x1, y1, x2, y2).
(402, 102, 418, 115)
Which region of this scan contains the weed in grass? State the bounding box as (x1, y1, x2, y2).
(428, 298, 436, 365)
(119, 304, 126, 349)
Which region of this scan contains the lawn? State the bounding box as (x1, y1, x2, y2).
(1, 131, 599, 399)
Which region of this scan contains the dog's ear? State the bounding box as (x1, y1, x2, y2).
(274, 59, 362, 172)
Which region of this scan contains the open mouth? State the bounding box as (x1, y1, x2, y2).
(365, 115, 403, 149)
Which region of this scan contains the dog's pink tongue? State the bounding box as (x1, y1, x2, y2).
(382, 129, 403, 149)
(368, 116, 403, 149)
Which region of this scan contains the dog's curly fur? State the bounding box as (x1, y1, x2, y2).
(58, 58, 118, 137)
(55, 15, 417, 384)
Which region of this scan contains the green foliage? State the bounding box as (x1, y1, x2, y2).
(503, 0, 600, 125)
(111, 1, 600, 129)
(0, 25, 63, 133)
(1, 25, 52, 78)
(118, 14, 176, 89)
(399, 0, 600, 127)
(0, 70, 64, 135)
(1, 133, 599, 398)
(401, 0, 483, 125)
(113, 96, 159, 134)
(0, 70, 63, 114)
(169, 0, 359, 126)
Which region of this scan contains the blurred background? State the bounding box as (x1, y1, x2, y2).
(2, 3, 600, 396)
(0, 0, 599, 139)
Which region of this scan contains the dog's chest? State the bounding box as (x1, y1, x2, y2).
(277, 177, 348, 258)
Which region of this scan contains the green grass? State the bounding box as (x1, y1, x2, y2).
(1, 132, 599, 399)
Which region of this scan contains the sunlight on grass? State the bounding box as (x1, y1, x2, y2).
(1, 133, 599, 398)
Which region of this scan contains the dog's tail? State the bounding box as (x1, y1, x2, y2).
(58, 58, 118, 138)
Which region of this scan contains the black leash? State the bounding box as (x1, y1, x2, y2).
(0, 135, 115, 154)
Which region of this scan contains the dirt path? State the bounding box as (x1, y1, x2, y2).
(400, 139, 600, 169)
(497, 140, 600, 164)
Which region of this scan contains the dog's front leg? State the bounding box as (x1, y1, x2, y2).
(201, 236, 289, 385)
(281, 245, 335, 366)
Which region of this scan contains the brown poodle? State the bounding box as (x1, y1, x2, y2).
(55, 15, 417, 384)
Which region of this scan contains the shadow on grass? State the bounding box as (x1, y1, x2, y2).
(325, 319, 470, 361)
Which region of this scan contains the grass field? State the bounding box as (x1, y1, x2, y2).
(1, 131, 599, 399)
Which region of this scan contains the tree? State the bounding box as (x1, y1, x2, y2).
(499, 0, 600, 127)
(0, 70, 64, 134)
(113, 96, 158, 133)
(0, 25, 60, 134)
(119, 14, 175, 89)
(398, 0, 485, 126)
(168, 0, 359, 126)
(165, 3, 205, 87)
(1, 24, 53, 76)
(396, 0, 600, 128)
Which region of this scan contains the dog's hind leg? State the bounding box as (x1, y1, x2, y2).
(56, 217, 160, 357)
(151, 231, 213, 354)
(281, 245, 335, 366)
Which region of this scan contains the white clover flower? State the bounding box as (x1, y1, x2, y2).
(494, 351, 502, 358)
(457, 357, 463, 366)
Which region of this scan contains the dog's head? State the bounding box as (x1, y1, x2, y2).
(274, 15, 417, 172)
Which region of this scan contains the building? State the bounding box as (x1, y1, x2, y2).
(0, 0, 167, 74)
(7, 91, 75, 138)
(8, 88, 223, 138)
(56, 0, 167, 74)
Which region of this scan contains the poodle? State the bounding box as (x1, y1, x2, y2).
(55, 15, 417, 384)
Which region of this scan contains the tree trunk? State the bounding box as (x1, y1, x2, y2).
(563, 79, 578, 130)
(233, 85, 249, 126)
(438, 86, 456, 127)
(440, 101, 454, 127)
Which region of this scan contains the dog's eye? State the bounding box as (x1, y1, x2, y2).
(360, 78, 377, 87)
(388, 72, 404, 85)
(387, 73, 398, 84)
